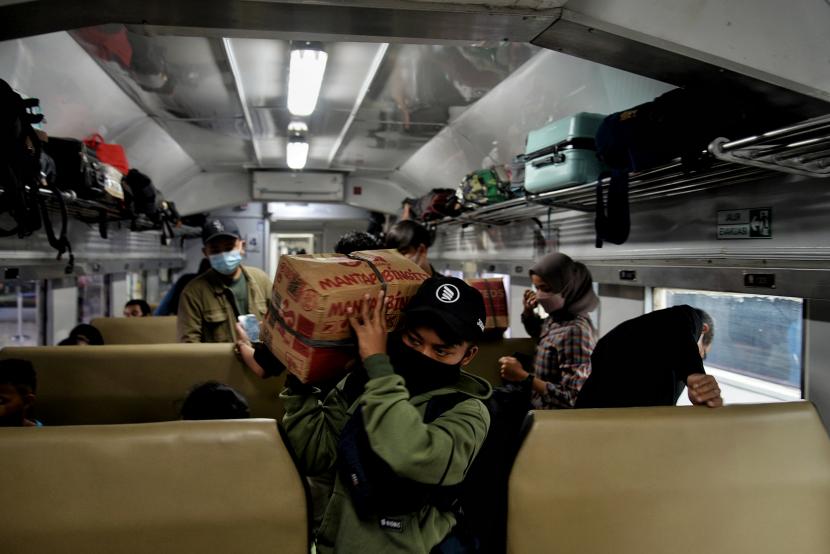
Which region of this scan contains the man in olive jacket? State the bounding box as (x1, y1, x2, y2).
(178, 218, 272, 343)
(281, 277, 492, 553)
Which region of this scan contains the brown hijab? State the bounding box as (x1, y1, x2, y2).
(530, 252, 598, 317)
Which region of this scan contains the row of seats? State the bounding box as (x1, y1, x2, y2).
(90, 316, 178, 345)
(87, 316, 536, 382)
(0, 339, 536, 425)
(2, 403, 829, 553)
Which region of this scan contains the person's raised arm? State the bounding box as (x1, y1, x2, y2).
(349, 291, 489, 485)
(520, 289, 543, 340)
(687, 373, 723, 407)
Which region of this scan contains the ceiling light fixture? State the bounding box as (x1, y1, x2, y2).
(287, 122, 309, 170)
(287, 43, 328, 117)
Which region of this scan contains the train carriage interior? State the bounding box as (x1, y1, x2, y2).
(1, 1, 830, 553)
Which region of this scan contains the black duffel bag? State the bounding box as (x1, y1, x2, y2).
(593, 87, 773, 247)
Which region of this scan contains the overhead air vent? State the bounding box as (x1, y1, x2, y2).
(252, 171, 344, 202)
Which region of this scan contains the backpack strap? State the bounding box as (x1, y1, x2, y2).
(424, 392, 467, 424)
(595, 169, 631, 247)
(36, 186, 74, 273)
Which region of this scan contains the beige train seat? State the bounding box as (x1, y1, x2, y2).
(91, 316, 178, 344)
(0, 420, 308, 554)
(464, 337, 536, 386)
(0, 344, 285, 425)
(508, 402, 830, 554)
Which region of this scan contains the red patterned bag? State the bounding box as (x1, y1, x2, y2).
(83, 133, 129, 174)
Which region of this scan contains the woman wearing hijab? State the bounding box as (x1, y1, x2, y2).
(498, 252, 598, 408)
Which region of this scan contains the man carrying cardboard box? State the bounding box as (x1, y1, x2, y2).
(268, 277, 492, 553)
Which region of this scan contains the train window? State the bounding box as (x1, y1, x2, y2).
(77, 275, 107, 323)
(654, 288, 802, 403)
(0, 281, 42, 347)
(127, 272, 145, 300)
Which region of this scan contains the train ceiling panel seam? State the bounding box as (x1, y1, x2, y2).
(0, 1, 559, 43)
(222, 37, 263, 165)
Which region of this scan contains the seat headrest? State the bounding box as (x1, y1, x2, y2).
(0, 419, 309, 553)
(509, 402, 830, 554)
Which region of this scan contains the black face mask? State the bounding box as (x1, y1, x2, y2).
(387, 334, 462, 397)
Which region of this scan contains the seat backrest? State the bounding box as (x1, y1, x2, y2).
(508, 402, 830, 554)
(91, 316, 178, 344)
(0, 420, 308, 554)
(464, 337, 536, 386)
(0, 344, 285, 425)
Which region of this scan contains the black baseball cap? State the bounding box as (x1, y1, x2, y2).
(405, 277, 486, 342)
(202, 218, 241, 244)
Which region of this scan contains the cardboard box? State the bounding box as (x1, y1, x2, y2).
(261, 250, 430, 383)
(467, 278, 509, 336)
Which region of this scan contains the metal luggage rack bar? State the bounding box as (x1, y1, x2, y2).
(709, 114, 830, 177)
(1, 186, 199, 237)
(435, 114, 830, 227)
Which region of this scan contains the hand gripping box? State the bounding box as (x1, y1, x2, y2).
(261, 250, 430, 383)
(467, 278, 509, 337)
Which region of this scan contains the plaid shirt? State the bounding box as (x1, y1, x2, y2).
(524, 314, 596, 409)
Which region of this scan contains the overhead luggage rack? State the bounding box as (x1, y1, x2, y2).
(709, 114, 830, 177)
(0, 186, 199, 238)
(435, 114, 830, 227)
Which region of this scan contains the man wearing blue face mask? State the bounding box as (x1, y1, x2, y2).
(177, 218, 272, 343)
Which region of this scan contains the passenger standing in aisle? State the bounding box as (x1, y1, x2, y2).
(177, 219, 272, 343)
(385, 220, 436, 277)
(576, 305, 723, 408)
(281, 278, 491, 553)
(498, 252, 598, 408)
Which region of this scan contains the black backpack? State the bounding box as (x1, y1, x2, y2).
(337, 371, 533, 553)
(123, 168, 161, 221)
(0, 80, 74, 271)
(0, 78, 42, 239)
(593, 87, 772, 247)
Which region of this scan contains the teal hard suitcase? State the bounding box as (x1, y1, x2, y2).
(524, 112, 606, 193)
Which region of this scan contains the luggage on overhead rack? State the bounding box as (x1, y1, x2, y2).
(123, 168, 163, 222)
(405, 188, 464, 222)
(508, 154, 526, 197)
(459, 168, 511, 206)
(0, 79, 73, 269)
(0, 78, 43, 239)
(83, 133, 129, 175)
(593, 87, 770, 247)
(524, 112, 606, 194)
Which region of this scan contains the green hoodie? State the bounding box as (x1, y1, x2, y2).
(281, 353, 492, 554)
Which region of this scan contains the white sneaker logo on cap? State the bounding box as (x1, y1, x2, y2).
(436, 283, 460, 304)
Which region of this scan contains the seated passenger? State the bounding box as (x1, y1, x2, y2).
(334, 231, 381, 255)
(0, 359, 41, 427)
(123, 299, 151, 317)
(177, 219, 272, 343)
(385, 219, 435, 276)
(575, 305, 723, 408)
(180, 381, 251, 420)
(280, 277, 491, 552)
(498, 252, 598, 408)
(58, 323, 104, 346)
(154, 258, 211, 316)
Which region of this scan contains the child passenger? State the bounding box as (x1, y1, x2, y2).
(281, 277, 492, 553)
(180, 381, 251, 420)
(498, 252, 598, 408)
(0, 359, 41, 427)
